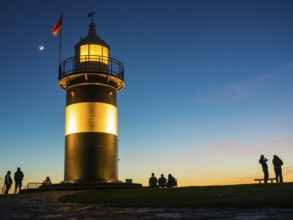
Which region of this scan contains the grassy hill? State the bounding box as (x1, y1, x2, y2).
(59, 183, 293, 208)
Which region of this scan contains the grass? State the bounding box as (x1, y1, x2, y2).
(59, 182, 293, 208)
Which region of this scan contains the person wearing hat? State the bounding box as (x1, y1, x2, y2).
(272, 155, 283, 183)
(259, 155, 269, 183)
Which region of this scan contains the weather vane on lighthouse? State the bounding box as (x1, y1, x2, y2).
(88, 10, 97, 24)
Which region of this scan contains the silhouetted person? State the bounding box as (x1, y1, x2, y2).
(272, 155, 283, 183)
(4, 171, 13, 194)
(158, 174, 166, 188)
(149, 173, 158, 187)
(14, 167, 24, 194)
(259, 155, 269, 183)
(42, 176, 52, 185)
(166, 174, 177, 188)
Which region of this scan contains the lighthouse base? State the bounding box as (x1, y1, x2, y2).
(21, 182, 142, 193)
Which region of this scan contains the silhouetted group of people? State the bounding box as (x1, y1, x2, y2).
(149, 173, 177, 188)
(259, 154, 283, 183)
(3, 167, 53, 194)
(4, 167, 24, 194)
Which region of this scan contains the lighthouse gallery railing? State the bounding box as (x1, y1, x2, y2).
(59, 55, 124, 81)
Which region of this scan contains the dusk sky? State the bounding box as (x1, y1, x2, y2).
(0, 0, 292, 188)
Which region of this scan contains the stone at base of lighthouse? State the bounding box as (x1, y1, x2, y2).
(20, 181, 142, 193)
(37, 181, 142, 192)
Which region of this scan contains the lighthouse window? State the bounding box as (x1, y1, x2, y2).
(70, 91, 75, 98)
(108, 91, 114, 99)
(80, 44, 109, 64)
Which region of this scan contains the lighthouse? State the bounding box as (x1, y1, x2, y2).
(58, 19, 125, 183)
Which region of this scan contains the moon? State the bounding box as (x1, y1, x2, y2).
(39, 45, 44, 51)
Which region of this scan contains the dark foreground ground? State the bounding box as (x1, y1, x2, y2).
(60, 183, 293, 208)
(0, 183, 293, 219)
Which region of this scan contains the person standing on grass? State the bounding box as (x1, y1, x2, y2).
(273, 155, 283, 183)
(14, 167, 24, 194)
(4, 171, 13, 194)
(149, 173, 158, 187)
(259, 155, 269, 183)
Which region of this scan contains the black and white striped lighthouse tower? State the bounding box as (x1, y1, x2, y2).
(58, 18, 125, 183)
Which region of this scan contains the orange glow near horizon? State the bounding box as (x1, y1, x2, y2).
(120, 170, 293, 187)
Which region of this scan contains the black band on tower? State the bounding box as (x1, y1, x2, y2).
(66, 84, 117, 106)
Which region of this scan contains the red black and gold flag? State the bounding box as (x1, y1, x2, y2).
(51, 15, 62, 37)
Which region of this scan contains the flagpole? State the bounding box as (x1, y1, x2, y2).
(58, 13, 63, 66)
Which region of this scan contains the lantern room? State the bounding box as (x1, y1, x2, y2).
(58, 22, 124, 91)
(74, 22, 110, 65)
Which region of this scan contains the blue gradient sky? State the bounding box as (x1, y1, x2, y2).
(0, 0, 292, 188)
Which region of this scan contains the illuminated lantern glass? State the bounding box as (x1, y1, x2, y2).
(80, 44, 109, 64)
